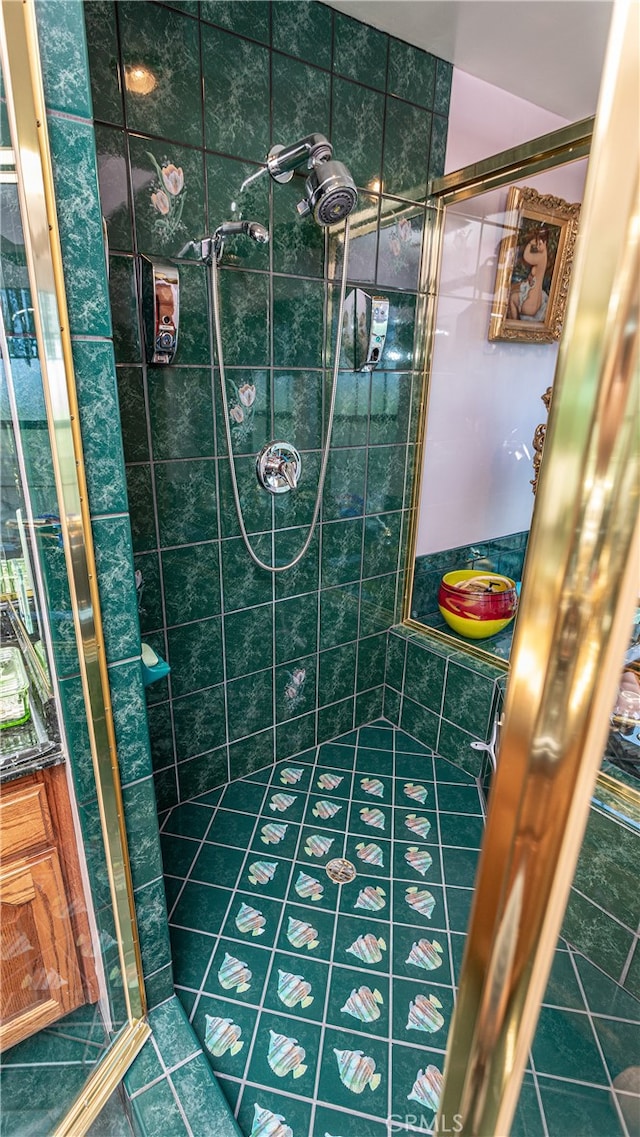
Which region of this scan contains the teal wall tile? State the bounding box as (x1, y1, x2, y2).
(385, 630, 407, 690)
(218, 270, 269, 367)
(443, 660, 496, 737)
(273, 276, 324, 369)
(92, 515, 140, 662)
(200, 0, 270, 45)
(108, 660, 153, 785)
(73, 339, 128, 515)
(47, 116, 111, 337)
(130, 1077, 185, 1133)
(273, 370, 323, 452)
(382, 97, 432, 201)
(84, 0, 123, 124)
(58, 676, 94, 804)
(429, 113, 449, 180)
(318, 696, 354, 742)
(571, 810, 638, 929)
(216, 368, 270, 456)
(207, 153, 270, 273)
(359, 573, 396, 637)
(178, 746, 228, 799)
(405, 639, 445, 712)
(134, 875, 173, 978)
(123, 778, 164, 890)
(202, 24, 270, 161)
(320, 583, 360, 649)
(95, 125, 132, 253)
(173, 683, 226, 760)
(377, 199, 424, 292)
(162, 542, 221, 624)
(388, 37, 436, 109)
(275, 593, 318, 662)
(167, 617, 223, 696)
(401, 696, 439, 750)
(321, 518, 363, 587)
(356, 632, 387, 692)
(126, 464, 156, 553)
(35, 0, 92, 117)
(129, 136, 205, 260)
(276, 711, 316, 758)
(224, 603, 273, 679)
(119, 2, 202, 146)
(221, 536, 273, 610)
(333, 11, 387, 90)
(272, 2, 332, 67)
(276, 653, 317, 722)
(142, 964, 175, 1010)
(331, 77, 384, 192)
(272, 55, 330, 145)
(434, 58, 454, 117)
(319, 642, 357, 706)
(227, 668, 274, 741)
(148, 367, 214, 460)
(109, 256, 140, 363)
(272, 179, 324, 278)
(229, 726, 274, 779)
(356, 685, 384, 724)
(155, 459, 217, 547)
(323, 447, 367, 522)
(369, 370, 412, 446)
(384, 685, 401, 724)
(363, 512, 402, 578)
(331, 370, 371, 448)
(147, 701, 174, 772)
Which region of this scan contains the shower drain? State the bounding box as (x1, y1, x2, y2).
(326, 857, 356, 884)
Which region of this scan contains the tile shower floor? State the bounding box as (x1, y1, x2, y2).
(160, 721, 640, 1137)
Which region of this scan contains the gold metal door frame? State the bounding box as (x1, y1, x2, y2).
(0, 0, 150, 1130)
(438, 1, 639, 1132)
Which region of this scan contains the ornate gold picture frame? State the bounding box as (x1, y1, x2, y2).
(489, 186, 580, 343)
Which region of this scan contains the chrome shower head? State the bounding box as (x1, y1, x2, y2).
(298, 159, 357, 227)
(239, 133, 358, 228)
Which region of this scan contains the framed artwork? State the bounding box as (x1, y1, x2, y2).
(489, 186, 581, 343)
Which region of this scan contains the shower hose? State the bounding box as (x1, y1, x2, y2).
(208, 217, 351, 573)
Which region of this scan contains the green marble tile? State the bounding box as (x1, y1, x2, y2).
(35, 0, 92, 118)
(393, 921, 452, 985)
(359, 574, 396, 638)
(331, 77, 384, 193)
(155, 459, 217, 547)
(443, 659, 497, 739)
(275, 593, 318, 663)
(124, 1036, 164, 1096)
(170, 1051, 237, 1137)
(161, 832, 200, 878)
(229, 726, 275, 779)
(171, 880, 232, 936)
(84, 0, 123, 125)
(437, 783, 482, 816)
(330, 370, 371, 448)
(215, 368, 270, 457)
(366, 445, 406, 513)
(272, 1, 332, 67)
(438, 811, 484, 849)
(437, 720, 483, 777)
(108, 659, 152, 783)
(273, 369, 323, 452)
(129, 135, 204, 259)
(109, 256, 140, 362)
(117, 368, 148, 463)
(384, 686, 401, 725)
(329, 191, 379, 286)
(356, 633, 386, 694)
(205, 806, 256, 847)
(532, 1006, 609, 1085)
(382, 96, 431, 201)
(95, 125, 131, 253)
(276, 711, 316, 759)
(154, 765, 178, 813)
(135, 876, 173, 978)
(572, 809, 638, 928)
(130, 1077, 185, 1133)
(119, 2, 201, 146)
(162, 542, 221, 624)
(92, 515, 140, 663)
(321, 518, 363, 587)
(273, 450, 322, 533)
(218, 458, 273, 539)
(271, 175, 325, 278)
(434, 58, 453, 117)
(440, 845, 479, 891)
(73, 340, 127, 514)
(274, 526, 320, 598)
(276, 654, 317, 722)
(363, 512, 402, 579)
(167, 616, 223, 696)
(317, 1025, 388, 1117)
(148, 366, 214, 460)
(218, 269, 269, 366)
(382, 291, 417, 370)
(125, 464, 155, 553)
(562, 891, 634, 983)
(202, 24, 270, 162)
(149, 997, 199, 1065)
(377, 198, 424, 292)
(369, 370, 412, 445)
(172, 683, 226, 761)
(200, 1, 270, 45)
(318, 642, 357, 708)
(220, 778, 267, 813)
(224, 603, 273, 678)
(318, 700, 355, 747)
(323, 447, 367, 522)
(191, 842, 245, 889)
(207, 153, 269, 272)
(227, 668, 274, 741)
(387, 37, 436, 109)
(319, 583, 360, 649)
(48, 116, 111, 337)
(273, 276, 325, 369)
(272, 55, 330, 153)
(537, 1077, 625, 1137)
(124, 779, 165, 891)
(333, 12, 387, 91)
(429, 113, 449, 181)
(574, 955, 640, 1021)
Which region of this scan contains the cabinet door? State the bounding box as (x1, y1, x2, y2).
(0, 849, 84, 1052)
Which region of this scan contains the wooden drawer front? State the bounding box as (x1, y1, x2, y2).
(0, 782, 53, 860)
(0, 849, 84, 1051)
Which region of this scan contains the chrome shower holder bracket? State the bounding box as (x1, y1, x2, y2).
(256, 441, 301, 494)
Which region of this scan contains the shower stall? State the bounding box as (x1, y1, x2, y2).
(0, 0, 638, 1134)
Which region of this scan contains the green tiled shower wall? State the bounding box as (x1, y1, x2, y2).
(26, 0, 174, 1009)
(384, 626, 640, 1001)
(84, 0, 452, 810)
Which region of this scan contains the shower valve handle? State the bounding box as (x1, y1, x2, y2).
(257, 441, 302, 494)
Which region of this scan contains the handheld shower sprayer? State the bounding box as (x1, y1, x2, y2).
(176, 220, 269, 265)
(240, 133, 357, 227)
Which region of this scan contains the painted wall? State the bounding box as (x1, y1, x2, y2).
(84, 0, 452, 812)
(416, 71, 586, 556)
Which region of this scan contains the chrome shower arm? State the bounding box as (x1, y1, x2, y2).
(267, 133, 333, 178)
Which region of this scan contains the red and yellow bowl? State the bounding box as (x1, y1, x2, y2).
(438, 569, 518, 639)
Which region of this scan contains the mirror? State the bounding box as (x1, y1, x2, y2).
(410, 155, 588, 662)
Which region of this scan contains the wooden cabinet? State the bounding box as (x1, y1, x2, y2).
(0, 765, 98, 1052)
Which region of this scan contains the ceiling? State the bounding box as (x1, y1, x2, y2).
(325, 1, 613, 120)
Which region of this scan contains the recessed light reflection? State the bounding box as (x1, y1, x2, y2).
(125, 65, 157, 96)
